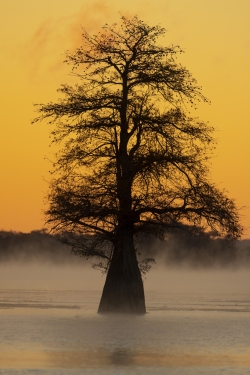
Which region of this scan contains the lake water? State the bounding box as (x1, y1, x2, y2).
(1, 288, 250, 375)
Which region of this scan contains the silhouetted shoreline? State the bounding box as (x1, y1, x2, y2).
(0, 230, 249, 268)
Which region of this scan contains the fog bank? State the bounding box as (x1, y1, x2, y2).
(1, 230, 250, 295)
(1, 263, 249, 295)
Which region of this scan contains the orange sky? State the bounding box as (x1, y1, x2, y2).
(0, 0, 250, 237)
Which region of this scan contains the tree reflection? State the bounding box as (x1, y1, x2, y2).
(109, 348, 135, 366)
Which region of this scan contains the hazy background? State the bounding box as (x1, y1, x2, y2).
(1, 231, 249, 294)
(0, 0, 250, 236)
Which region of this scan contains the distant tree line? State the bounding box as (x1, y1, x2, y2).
(0, 230, 76, 264)
(0, 229, 249, 269)
(136, 231, 250, 269)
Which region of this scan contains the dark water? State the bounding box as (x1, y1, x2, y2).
(0, 288, 250, 374)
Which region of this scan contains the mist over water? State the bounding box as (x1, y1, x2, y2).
(1, 262, 250, 295)
(0, 278, 250, 375)
(1, 229, 250, 294)
(1, 232, 250, 374)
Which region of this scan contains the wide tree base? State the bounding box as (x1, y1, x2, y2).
(97, 254, 146, 314)
(98, 227, 146, 315)
(98, 278, 146, 314)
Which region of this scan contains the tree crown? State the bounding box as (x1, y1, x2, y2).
(33, 16, 242, 268)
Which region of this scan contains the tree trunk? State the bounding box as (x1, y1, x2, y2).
(98, 223, 146, 314)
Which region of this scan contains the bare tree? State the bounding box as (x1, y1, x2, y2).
(33, 16, 242, 314)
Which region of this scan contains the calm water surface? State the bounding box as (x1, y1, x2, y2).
(0, 289, 250, 375)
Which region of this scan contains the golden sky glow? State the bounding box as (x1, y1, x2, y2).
(0, 0, 250, 236)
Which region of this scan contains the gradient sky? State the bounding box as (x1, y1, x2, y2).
(0, 0, 250, 237)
